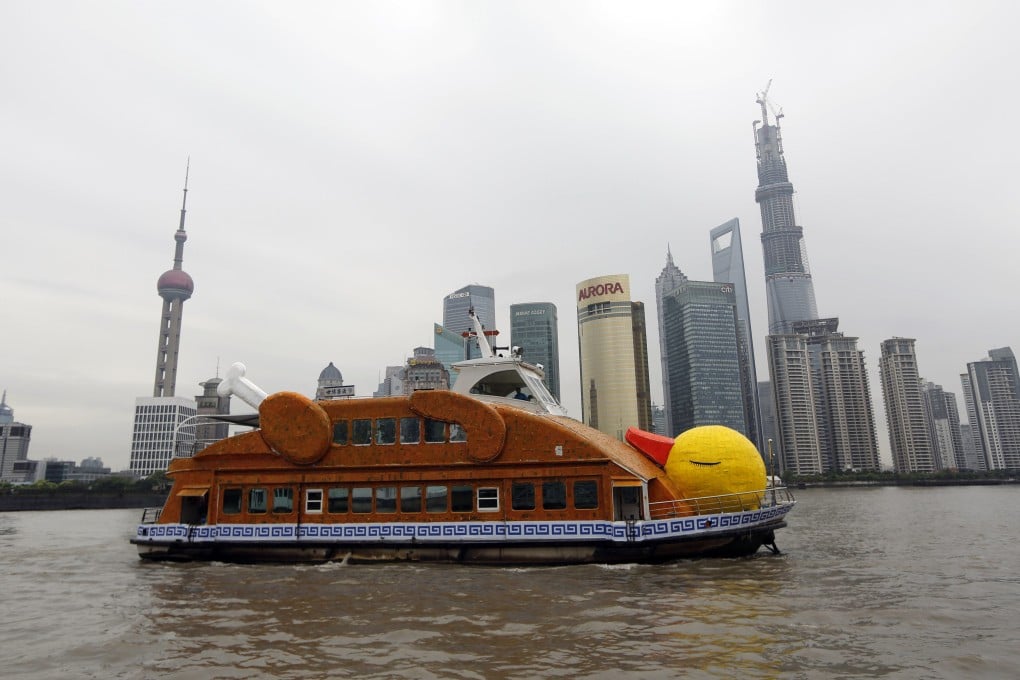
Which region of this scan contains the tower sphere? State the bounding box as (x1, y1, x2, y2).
(157, 269, 194, 299)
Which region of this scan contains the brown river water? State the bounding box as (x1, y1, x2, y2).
(1, 486, 1018, 679)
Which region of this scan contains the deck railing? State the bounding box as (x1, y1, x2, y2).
(648, 486, 795, 521)
(140, 507, 162, 524)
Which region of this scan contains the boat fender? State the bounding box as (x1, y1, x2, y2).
(258, 391, 332, 465)
(409, 390, 506, 462)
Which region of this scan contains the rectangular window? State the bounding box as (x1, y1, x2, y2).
(352, 487, 373, 513)
(273, 487, 294, 513)
(512, 482, 535, 510)
(573, 480, 599, 509)
(451, 485, 473, 512)
(424, 419, 446, 443)
(332, 421, 349, 445)
(400, 486, 422, 512)
(328, 487, 349, 513)
(352, 419, 372, 445)
(248, 488, 268, 514)
(542, 481, 567, 510)
(478, 487, 499, 512)
(222, 488, 242, 515)
(376, 486, 397, 513)
(426, 485, 448, 513)
(375, 418, 396, 445)
(400, 417, 420, 444)
(450, 423, 467, 443)
(305, 489, 323, 514)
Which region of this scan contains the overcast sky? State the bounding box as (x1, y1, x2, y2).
(3, 1, 1018, 471)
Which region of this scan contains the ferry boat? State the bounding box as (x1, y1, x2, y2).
(132, 319, 794, 564)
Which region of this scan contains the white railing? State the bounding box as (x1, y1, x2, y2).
(140, 507, 162, 524)
(648, 486, 796, 520)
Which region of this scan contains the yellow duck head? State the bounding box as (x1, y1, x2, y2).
(665, 426, 766, 510)
(627, 425, 767, 511)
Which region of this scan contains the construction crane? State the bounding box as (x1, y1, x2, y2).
(756, 79, 784, 126)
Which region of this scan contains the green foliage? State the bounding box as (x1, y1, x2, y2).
(784, 468, 1017, 485)
(139, 470, 170, 492)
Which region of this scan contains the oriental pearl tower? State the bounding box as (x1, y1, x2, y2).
(153, 164, 195, 397)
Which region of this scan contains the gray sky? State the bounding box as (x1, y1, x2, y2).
(3, 1, 1017, 471)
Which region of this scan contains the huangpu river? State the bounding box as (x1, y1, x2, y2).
(1, 486, 1018, 679)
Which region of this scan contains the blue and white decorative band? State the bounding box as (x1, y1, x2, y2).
(137, 503, 792, 545)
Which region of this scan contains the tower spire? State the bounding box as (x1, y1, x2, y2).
(154, 160, 196, 397)
(173, 158, 190, 271)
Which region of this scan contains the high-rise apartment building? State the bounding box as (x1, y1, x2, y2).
(958, 372, 987, 470)
(710, 218, 762, 449)
(806, 323, 880, 472)
(443, 285, 495, 360)
(965, 347, 1020, 470)
(922, 382, 963, 470)
(576, 274, 652, 439)
(766, 334, 822, 474)
(130, 168, 200, 476)
(509, 302, 561, 401)
(879, 338, 935, 473)
(659, 279, 747, 437)
(0, 392, 32, 482)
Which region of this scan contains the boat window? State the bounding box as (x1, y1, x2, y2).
(524, 374, 558, 407)
(375, 418, 396, 445)
(400, 417, 420, 444)
(450, 423, 467, 443)
(400, 486, 422, 512)
(328, 487, 349, 513)
(424, 419, 446, 443)
(273, 487, 294, 513)
(305, 489, 323, 514)
(425, 485, 448, 513)
(222, 488, 242, 515)
(332, 421, 349, 445)
(249, 488, 268, 514)
(542, 481, 567, 510)
(573, 481, 599, 509)
(451, 485, 473, 512)
(352, 487, 373, 513)
(352, 419, 372, 445)
(511, 482, 535, 510)
(376, 487, 397, 513)
(477, 487, 499, 512)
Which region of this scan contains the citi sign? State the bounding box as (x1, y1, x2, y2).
(577, 281, 625, 302)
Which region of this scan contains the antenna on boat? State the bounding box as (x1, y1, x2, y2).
(467, 307, 494, 358)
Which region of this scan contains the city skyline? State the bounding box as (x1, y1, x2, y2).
(4, 3, 1019, 470)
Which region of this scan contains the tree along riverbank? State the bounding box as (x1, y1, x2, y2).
(787, 469, 1019, 488)
(0, 473, 168, 512)
(0, 491, 169, 512)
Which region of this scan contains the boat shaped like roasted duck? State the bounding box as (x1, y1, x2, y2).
(133, 364, 794, 564)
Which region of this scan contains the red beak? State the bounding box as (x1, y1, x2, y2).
(624, 427, 673, 467)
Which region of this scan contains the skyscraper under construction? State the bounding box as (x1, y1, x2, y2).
(754, 85, 819, 335)
(753, 86, 879, 473)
